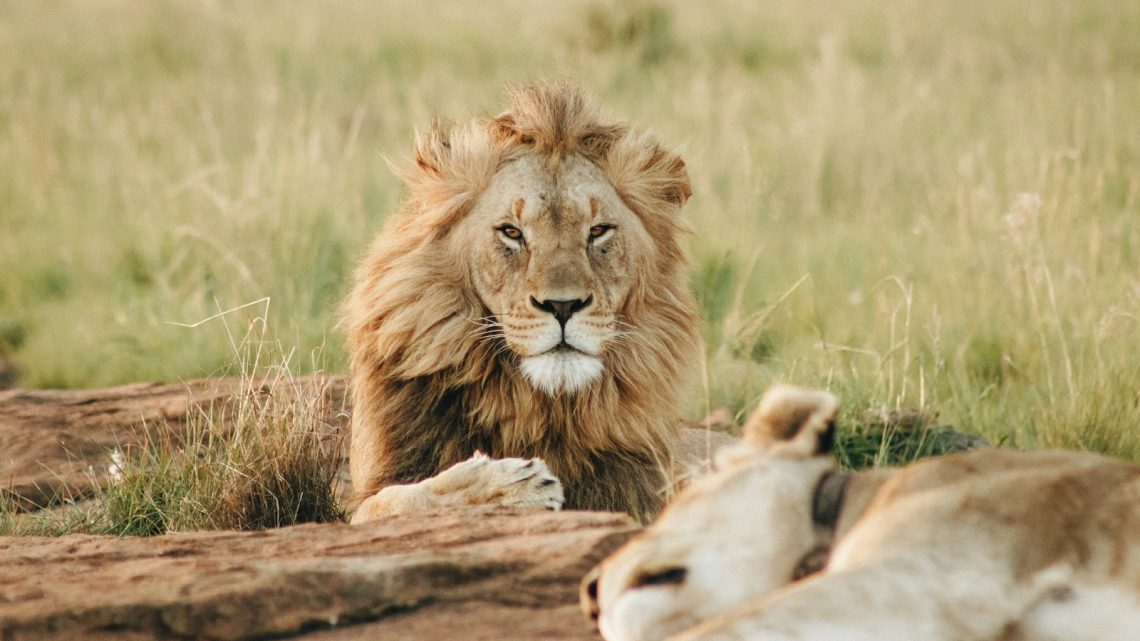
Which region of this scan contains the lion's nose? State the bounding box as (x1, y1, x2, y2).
(531, 295, 593, 326)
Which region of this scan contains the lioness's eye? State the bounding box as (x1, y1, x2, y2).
(589, 224, 614, 241)
(498, 225, 524, 241)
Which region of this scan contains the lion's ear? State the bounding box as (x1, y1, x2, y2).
(410, 118, 454, 176)
(401, 120, 499, 230)
(604, 132, 692, 213)
(488, 112, 524, 146)
(652, 149, 692, 208)
(742, 386, 838, 458)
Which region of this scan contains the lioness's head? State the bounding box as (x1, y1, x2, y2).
(581, 386, 841, 641)
(401, 83, 692, 396)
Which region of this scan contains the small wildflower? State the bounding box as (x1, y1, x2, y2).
(108, 448, 124, 483)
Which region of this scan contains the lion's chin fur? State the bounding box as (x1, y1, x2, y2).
(520, 351, 604, 396)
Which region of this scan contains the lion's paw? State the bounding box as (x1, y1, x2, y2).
(427, 452, 565, 511)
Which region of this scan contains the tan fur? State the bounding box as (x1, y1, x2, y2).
(585, 386, 1140, 641)
(341, 83, 703, 520)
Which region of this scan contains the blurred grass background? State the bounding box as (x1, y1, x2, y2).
(2, 0, 1138, 461)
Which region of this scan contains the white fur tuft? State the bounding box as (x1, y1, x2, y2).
(520, 351, 604, 395)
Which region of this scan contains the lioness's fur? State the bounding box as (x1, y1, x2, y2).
(341, 83, 703, 518)
(585, 386, 1140, 641)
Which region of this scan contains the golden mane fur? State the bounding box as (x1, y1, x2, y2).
(341, 83, 700, 518)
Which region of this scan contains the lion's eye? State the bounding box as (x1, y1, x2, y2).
(589, 224, 614, 242)
(498, 225, 524, 242)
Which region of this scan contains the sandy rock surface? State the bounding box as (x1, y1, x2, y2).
(0, 507, 635, 640)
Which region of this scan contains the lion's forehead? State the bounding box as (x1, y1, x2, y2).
(484, 156, 555, 209)
(559, 157, 620, 202)
(485, 155, 622, 227)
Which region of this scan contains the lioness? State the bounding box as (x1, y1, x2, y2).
(583, 386, 1140, 641)
(341, 83, 733, 523)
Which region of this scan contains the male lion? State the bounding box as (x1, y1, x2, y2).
(342, 83, 731, 523)
(583, 386, 1140, 641)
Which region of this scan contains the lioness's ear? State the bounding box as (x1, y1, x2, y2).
(604, 131, 692, 212)
(742, 386, 838, 458)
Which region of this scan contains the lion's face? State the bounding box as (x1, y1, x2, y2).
(459, 153, 654, 395)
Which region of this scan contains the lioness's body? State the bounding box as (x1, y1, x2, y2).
(588, 387, 1140, 641)
(720, 449, 1140, 641)
(342, 84, 716, 520)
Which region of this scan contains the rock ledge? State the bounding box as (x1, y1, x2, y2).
(0, 508, 635, 641)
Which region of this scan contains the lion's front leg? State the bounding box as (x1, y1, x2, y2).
(350, 452, 565, 523)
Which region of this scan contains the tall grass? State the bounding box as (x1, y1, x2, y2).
(0, 313, 346, 536)
(1, 0, 1138, 462)
(105, 333, 346, 536)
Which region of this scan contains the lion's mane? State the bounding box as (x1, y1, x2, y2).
(341, 83, 700, 518)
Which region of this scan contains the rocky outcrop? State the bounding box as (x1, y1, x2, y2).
(0, 507, 635, 640)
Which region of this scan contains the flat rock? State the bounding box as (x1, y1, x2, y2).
(0, 507, 636, 640)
